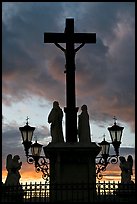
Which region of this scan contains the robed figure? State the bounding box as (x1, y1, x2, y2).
(48, 101, 64, 143)
(78, 105, 91, 143)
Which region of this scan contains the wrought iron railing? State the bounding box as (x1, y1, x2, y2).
(1, 181, 135, 202)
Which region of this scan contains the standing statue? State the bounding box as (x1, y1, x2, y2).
(5, 154, 22, 186)
(78, 105, 91, 143)
(127, 155, 133, 180)
(48, 101, 64, 143)
(119, 155, 133, 184)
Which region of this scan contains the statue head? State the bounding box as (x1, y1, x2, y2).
(119, 156, 126, 163)
(81, 105, 87, 111)
(53, 101, 59, 108)
(127, 155, 133, 162)
(7, 154, 12, 159)
(13, 155, 20, 161)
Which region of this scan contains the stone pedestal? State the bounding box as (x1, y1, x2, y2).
(43, 142, 101, 202)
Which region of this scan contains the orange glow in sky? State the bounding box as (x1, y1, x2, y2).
(2, 161, 135, 185)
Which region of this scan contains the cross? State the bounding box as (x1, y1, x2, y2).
(113, 116, 117, 125)
(44, 18, 96, 143)
(26, 116, 29, 125)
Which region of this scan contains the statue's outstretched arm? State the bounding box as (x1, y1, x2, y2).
(54, 43, 66, 53)
(75, 43, 85, 53)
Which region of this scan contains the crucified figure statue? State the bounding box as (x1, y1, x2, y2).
(54, 42, 85, 73)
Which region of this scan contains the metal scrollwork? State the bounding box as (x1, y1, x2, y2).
(96, 163, 106, 180)
(35, 157, 50, 182)
(96, 155, 118, 179)
(108, 155, 118, 164)
(26, 155, 50, 182)
(27, 156, 35, 164)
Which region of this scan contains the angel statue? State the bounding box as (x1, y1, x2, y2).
(119, 155, 133, 184)
(5, 154, 22, 186)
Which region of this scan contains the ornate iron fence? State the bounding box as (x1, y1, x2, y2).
(1, 181, 135, 202)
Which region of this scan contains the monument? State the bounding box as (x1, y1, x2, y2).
(115, 155, 135, 200)
(43, 18, 101, 202)
(4, 154, 24, 202)
(5, 154, 22, 186)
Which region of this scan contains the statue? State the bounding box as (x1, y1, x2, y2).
(119, 155, 133, 184)
(116, 155, 135, 197)
(5, 154, 22, 186)
(48, 101, 64, 143)
(78, 105, 91, 143)
(127, 155, 133, 180)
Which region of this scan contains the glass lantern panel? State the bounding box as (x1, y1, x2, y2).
(21, 130, 33, 142)
(101, 143, 110, 155)
(22, 131, 27, 142)
(28, 131, 33, 142)
(110, 131, 116, 142)
(116, 130, 122, 142)
(106, 143, 110, 154)
(31, 146, 42, 156)
(110, 130, 122, 142)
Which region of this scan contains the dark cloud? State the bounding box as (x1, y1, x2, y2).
(2, 127, 25, 168)
(2, 3, 135, 132)
(74, 3, 135, 130)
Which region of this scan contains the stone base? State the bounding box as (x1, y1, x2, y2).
(43, 142, 101, 202)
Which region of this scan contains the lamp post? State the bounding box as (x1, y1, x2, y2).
(19, 116, 124, 180)
(19, 117, 50, 181)
(96, 116, 124, 179)
(19, 117, 35, 156)
(108, 116, 124, 156)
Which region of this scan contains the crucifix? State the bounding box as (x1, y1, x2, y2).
(44, 18, 96, 143)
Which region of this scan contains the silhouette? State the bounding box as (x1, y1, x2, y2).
(119, 155, 133, 184)
(78, 105, 91, 143)
(48, 101, 64, 143)
(127, 155, 133, 180)
(44, 18, 96, 143)
(5, 154, 22, 186)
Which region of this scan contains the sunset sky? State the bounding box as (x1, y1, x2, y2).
(2, 2, 135, 184)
